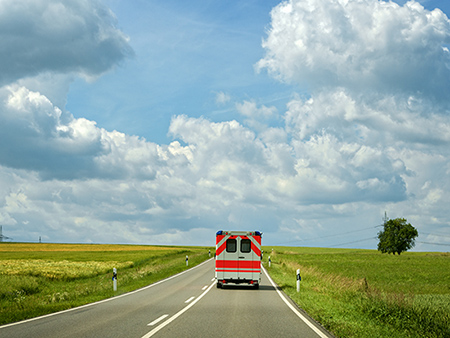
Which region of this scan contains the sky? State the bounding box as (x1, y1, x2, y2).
(1, 0, 450, 251)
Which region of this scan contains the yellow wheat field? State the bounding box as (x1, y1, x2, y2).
(0, 259, 133, 280)
(0, 243, 198, 280)
(0, 243, 171, 252)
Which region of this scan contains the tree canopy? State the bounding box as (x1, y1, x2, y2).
(377, 218, 418, 255)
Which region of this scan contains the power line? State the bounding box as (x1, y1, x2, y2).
(330, 237, 377, 248)
(420, 232, 450, 239)
(417, 241, 450, 247)
(274, 225, 379, 245)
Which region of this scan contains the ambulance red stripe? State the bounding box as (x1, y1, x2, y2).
(215, 241, 227, 256)
(215, 260, 260, 269)
(251, 241, 261, 256)
(216, 270, 260, 273)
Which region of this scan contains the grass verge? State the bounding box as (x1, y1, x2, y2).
(263, 247, 450, 338)
(0, 243, 213, 325)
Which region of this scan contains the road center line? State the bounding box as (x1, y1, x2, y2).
(262, 266, 329, 338)
(184, 296, 195, 303)
(147, 314, 169, 326)
(141, 280, 216, 338)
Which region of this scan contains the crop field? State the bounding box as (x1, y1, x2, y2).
(0, 243, 213, 325)
(263, 247, 450, 338)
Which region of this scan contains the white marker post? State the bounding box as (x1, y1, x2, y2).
(268, 256, 271, 268)
(296, 269, 301, 292)
(113, 268, 117, 292)
(186, 255, 189, 267)
(209, 250, 211, 258)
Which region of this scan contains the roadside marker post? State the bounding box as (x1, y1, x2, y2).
(296, 269, 301, 292)
(209, 250, 211, 258)
(268, 256, 271, 268)
(186, 255, 188, 267)
(112, 268, 117, 291)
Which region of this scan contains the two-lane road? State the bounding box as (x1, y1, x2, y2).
(1, 259, 333, 337)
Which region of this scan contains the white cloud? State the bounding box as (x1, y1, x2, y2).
(215, 91, 231, 105)
(257, 0, 450, 101)
(236, 100, 277, 119)
(284, 89, 450, 147)
(236, 100, 279, 133)
(0, 0, 133, 85)
(1, 0, 450, 250)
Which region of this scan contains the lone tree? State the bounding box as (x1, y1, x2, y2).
(377, 218, 418, 255)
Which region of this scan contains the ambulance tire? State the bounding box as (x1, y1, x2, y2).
(217, 282, 222, 289)
(253, 283, 259, 290)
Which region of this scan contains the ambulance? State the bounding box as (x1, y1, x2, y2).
(215, 230, 262, 289)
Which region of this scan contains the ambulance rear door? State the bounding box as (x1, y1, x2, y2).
(236, 235, 255, 281)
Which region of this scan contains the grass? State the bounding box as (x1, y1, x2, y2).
(3, 242, 448, 337)
(263, 247, 450, 338)
(0, 243, 213, 325)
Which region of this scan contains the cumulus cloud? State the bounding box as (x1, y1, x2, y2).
(236, 100, 279, 132)
(1, 0, 450, 248)
(0, 86, 101, 179)
(257, 0, 450, 101)
(253, 0, 450, 245)
(0, 0, 133, 85)
(236, 100, 277, 120)
(284, 89, 450, 146)
(0, 0, 134, 179)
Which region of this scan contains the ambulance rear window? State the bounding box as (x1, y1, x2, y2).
(241, 239, 251, 253)
(226, 239, 237, 253)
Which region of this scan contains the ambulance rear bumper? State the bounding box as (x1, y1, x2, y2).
(219, 278, 259, 284)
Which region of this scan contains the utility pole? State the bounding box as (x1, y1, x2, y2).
(0, 225, 12, 242)
(383, 211, 388, 225)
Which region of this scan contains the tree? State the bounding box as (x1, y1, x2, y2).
(377, 218, 418, 255)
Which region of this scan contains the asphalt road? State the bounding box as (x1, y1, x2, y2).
(1, 259, 333, 338)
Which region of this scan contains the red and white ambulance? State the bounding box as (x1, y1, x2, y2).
(215, 230, 262, 289)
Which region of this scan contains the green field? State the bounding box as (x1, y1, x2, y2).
(2, 243, 449, 337)
(0, 243, 213, 325)
(263, 247, 450, 338)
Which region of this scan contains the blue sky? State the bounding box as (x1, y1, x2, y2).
(66, 0, 292, 143)
(1, 0, 450, 251)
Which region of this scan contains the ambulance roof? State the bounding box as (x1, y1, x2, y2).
(216, 230, 262, 236)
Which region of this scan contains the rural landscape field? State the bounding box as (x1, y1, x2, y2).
(1, 243, 449, 337)
(263, 247, 450, 338)
(0, 243, 212, 325)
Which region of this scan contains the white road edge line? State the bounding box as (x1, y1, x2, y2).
(184, 296, 195, 303)
(141, 280, 216, 338)
(262, 266, 329, 338)
(0, 257, 214, 329)
(147, 314, 169, 326)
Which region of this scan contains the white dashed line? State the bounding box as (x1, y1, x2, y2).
(0, 258, 215, 330)
(141, 281, 215, 338)
(147, 315, 169, 326)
